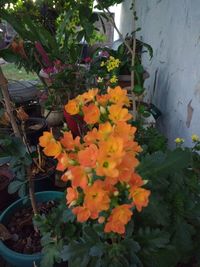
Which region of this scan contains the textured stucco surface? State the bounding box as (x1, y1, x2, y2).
(120, 0, 200, 147)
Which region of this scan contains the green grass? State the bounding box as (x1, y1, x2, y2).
(1, 63, 38, 81)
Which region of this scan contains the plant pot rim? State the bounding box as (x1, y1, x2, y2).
(0, 191, 64, 260)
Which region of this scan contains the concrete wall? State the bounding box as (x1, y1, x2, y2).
(120, 0, 200, 147)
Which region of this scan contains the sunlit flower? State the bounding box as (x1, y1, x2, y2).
(175, 137, 184, 144)
(83, 103, 100, 124)
(192, 134, 199, 142)
(129, 187, 151, 212)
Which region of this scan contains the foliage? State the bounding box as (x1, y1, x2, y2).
(136, 126, 168, 155)
(134, 143, 200, 267)
(87, 39, 152, 95)
(0, 135, 31, 197)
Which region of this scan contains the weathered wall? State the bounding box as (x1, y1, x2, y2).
(120, 0, 200, 147)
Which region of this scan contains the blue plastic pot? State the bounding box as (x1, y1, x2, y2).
(0, 191, 64, 267)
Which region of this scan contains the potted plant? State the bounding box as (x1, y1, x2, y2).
(39, 86, 151, 266)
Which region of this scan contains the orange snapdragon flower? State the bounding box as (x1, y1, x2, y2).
(129, 187, 151, 212)
(107, 86, 129, 106)
(78, 144, 98, 168)
(84, 180, 110, 214)
(83, 103, 100, 124)
(39, 131, 62, 157)
(109, 104, 132, 123)
(104, 204, 132, 234)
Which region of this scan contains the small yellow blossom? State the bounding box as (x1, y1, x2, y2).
(175, 137, 184, 144)
(100, 61, 105, 67)
(110, 75, 118, 84)
(191, 134, 199, 142)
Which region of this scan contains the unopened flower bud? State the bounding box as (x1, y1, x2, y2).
(98, 216, 105, 224)
(126, 184, 130, 189)
(100, 106, 106, 114)
(113, 191, 119, 196)
(69, 200, 77, 208)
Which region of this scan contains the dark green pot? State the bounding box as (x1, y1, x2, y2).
(0, 191, 64, 267)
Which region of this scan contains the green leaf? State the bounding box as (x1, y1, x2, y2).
(138, 149, 191, 179)
(8, 180, 25, 194)
(133, 85, 145, 95)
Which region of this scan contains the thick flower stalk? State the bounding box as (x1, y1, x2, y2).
(39, 86, 150, 234)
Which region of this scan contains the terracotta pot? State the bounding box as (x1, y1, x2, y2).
(44, 109, 63, 127)
(63, 109, 84, 137)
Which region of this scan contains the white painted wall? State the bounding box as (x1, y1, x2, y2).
(120, 0, 200, 147)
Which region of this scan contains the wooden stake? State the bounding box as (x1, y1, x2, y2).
(0, 67, 21, 138)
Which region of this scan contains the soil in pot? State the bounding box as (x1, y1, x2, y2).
(4, 200, 58, 254)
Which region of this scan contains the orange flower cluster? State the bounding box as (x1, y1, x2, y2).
(39, 86, 150, 234)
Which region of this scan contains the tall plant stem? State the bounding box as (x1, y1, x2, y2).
(28, 167, 38, 216)
(0, 67, 21, 138)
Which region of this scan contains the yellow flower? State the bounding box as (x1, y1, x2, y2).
(100, 61, 105, 67)
(175, 137, 184, 144)
(110, 75, 118, 84)
(191, 134, 199, 142)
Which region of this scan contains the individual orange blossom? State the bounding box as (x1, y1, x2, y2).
(107, 86, 129, 106)
(99, 136, 124, 160)
(118, 154, 139, 182)
(60, 131, 81, 150)
(82, 88, 98, 103)
(129, 187, 151, 212)
(104, 176, 118, 186)
(96, 155, 119, 178)
(96, 94, 110, 106)
(129, 173, 144, 188)
(39, 131, 53, 147)
(82, 103, 100, 124)
(109, 104, 132, 123)
(97, 122, 113, 141)
(65, 99, 80, 115)
(84, 180, 110, 213)
(78, 144, 98, 168)
(66, 187, 78, 205)
(39, 131, 62, 157)
(43, 141, 62, 158)
(83, 128, 98, 144)
(70, 166, 88, 189)
(104, 204, 133, 234)
(114, 121, 136, 142)
(72, 206, 91, 222)
(56, 152, 69, 172)
(124, 140, 142, 153)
